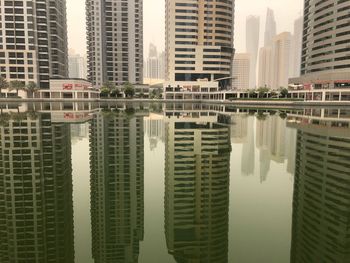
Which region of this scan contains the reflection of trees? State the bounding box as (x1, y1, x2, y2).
(256, 112, 268, 121)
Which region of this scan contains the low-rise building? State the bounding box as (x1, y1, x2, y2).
(35, 79, 100, 99)
(164, 80, 225, 100)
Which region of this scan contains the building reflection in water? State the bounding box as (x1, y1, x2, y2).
(0, 112, 74, 262)
(164, 112, 231, 263)
(89, 110, 144, 262)
(288, 118, 350, 262)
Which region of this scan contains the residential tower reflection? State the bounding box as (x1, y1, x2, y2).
(288, 117, 350, 262)
(0, 113, 74, 262)
(164, 112, 231, 263)
(90, 110, 145, 262)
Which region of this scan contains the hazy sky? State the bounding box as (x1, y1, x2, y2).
(67, 0, 303, 56)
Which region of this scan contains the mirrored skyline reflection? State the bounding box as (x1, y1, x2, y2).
(89, 110, 145, 263)
(0, 104, 349, 262)
(287, 117, 350, 263)
(164, 113, 231, 263)
(0, 112, 74, 262)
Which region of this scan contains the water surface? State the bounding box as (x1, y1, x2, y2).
(0, 103, 349, 262)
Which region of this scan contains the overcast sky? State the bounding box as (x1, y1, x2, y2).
(67, 0, 303, 56)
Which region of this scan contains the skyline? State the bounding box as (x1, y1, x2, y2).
(67, 0, 303, 56)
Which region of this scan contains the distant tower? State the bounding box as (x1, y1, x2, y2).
(246, 16, 260, 89)
(0, 0, 69, 88)
(258, 46, 272, 88)
(291, 17, 303, 78)
(264, 8, 277, 47)
(158, 51, 166, 80)
(86, 0, 143, 87)
(271, 32, 292, 89)
(258, 8, 277, 88)
(232, 53, 251, 90)
(147, 43, 159, 79)
(68, 50, 86, 79)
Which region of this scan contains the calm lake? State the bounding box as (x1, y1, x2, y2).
(0, 102, 349, 263)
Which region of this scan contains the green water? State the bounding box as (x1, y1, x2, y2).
(0, 103, 349, 263)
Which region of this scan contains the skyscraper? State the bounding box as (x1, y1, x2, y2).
(290, 16, 303, 78)
(90, 111, 144, 262)
(68, 50, 87, 79)
(146, 43, 160, 79)
(264, 8, 277, 47)
(258, 46, 272, 88)
(232, 53, 250, 90)
(289, 0, 350, 90)
(158, 51, 166, 80)
(258, 8, 276, 88)
(258, 32, 292, 90)
(246, 16, 260, 89)
(165, 0, 235, 83)
(0, 0, 69, 88)
(164, 114, 231, 263)
(86, 0, 143, 88)
(271, 32, 292, 89)
(0, 113, 74, 262)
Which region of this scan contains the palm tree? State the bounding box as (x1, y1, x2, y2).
(26, 81, 39, 98)
(9, 80, 25, 97)
(0, 76, 9, 98)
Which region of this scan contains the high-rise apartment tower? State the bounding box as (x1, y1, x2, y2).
(290, 0, 350, 89)
(86, 0, 143, 87)
(165, 0, 235, 83)
(0, 0, 69, 88)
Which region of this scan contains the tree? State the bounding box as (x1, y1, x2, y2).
(110, 87, 121, 98)
(279, 87, 289, 98)
(123, 82, 135, 98)
(0, 76, 9, 97)
(9, 80, 25, 97)
(150, 89, 157, 99)
(26, 81, 39, 98)
(257, 87, 270, 98)
(100, 81, 116, 98)
(104, 81, 116, 90)
(100, 87, 111, 98)
(248, 89, 256, 98)
(270, 90, 278, 98)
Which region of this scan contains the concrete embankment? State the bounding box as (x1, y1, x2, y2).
(0, 98, 349, 107)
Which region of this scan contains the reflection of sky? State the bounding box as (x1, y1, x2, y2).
(229, 143, 294, 263)
(72, 133, 94, 263)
